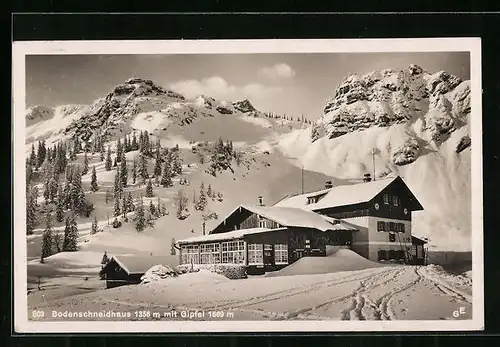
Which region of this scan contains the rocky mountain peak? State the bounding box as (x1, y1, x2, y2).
(315, 66, 470, 144)
(232, 99, 257, 113)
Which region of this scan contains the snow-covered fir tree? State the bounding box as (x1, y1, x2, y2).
(172, 151, 183, 176)
(126, 192, 134, 212)
(138, 154, 149, 184)
(153, 151, 162, 179)
(30, 144, 36, 167)
(55, 186, 65, 222)
(53, 232, 62, 253)
(122, 194, 128, 218)
(116, 138, 123, 162)
(82, 150, 89, 175)
(195, 182, 207, 211)
(105, 146, 112, 171)
(90, 165, 99, 192)
(113, 157, 117, 167)
(113, 192, 121, 217)
(156, 197, 163, 217)
(132, 132, 138, 150)
(161, 160, 173, 188)
(120, 151, 128, 188)
(40, 211, 54, 262)
(207, 184, 213, 199)
(36, 139, 47, 169)
(113, 167, 123, 199)
(62, 213, 79, 252)
(174, 189, 189, 220)
(134, 197, 146, 232)
(132, 157, 137, 184)
(149, 200, 156, 217)
(26, 185, 37, 235)
(145, 178, 154, 197)
(90, 215, 99, 235)
(100, 144, 105, 162)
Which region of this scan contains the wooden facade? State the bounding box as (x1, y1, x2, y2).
(100, 258, 143, 289)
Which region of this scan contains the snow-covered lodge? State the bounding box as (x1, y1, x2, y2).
(177, 175, 427, 274)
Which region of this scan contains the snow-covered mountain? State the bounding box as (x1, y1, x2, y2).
(25, 78, 274, 148)
(278, 65, 472, 251)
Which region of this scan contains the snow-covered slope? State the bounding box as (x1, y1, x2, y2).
(278, 65, 472, 251)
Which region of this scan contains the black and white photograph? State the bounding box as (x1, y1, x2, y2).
(12, 39, 483, 332)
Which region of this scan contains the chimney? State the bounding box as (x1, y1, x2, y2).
(325, 180, 333, 189)
(363, 173, 372, 182)
(258, 196, 264, 206)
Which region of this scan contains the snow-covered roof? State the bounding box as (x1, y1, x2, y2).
(109, 255, 177, 275)
(274, 176, 400, 211)
(412, 235, 429, 244)
(212, 204, 342, 233)
(320, 216, 360, 231)
(178, 227, 286, 244)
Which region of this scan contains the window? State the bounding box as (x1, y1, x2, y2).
(389, 232, 396, 242)
(200, 243, 220, 264)
(393, 196, 400, 206)
(388, 222, 395, 231)
(180, 244, 199, 265)
(377, 221, 385, 232)
(378, 250, 388, 261)
(383, 194, 389, 204)
(259, 219, 267, 228)
(274, 244, 288, 264)
(221, 240, 245, 264)
(248, 244, 263, 265)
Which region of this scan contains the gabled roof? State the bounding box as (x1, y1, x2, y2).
(274, 176, 423, 211)
(103, 255, 177, 275)
(210, 204, 341, 234)
(178, 227, 286, 244)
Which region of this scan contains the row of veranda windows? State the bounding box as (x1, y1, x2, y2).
(180, 242, 288, 265)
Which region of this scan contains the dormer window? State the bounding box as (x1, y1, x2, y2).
(258, 215, 267, 228)
(383, 194, 389, 204)
(306, 192, 327, 205)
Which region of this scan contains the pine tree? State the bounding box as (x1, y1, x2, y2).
(30, 144, 37, 167)
(153, 151, 162, 178)
(174, 189, 189, 220)
(113, 168, 123, 199)
(132, 157, 137, 184)
(82, 150, 89, 175)
(116, 138, 123, 162)
(172, 151, 182, 176)
(113, 157, 117, 167)
(90, 166, 99, 192)
(90, 215, 99, 235)
(62, 213, 79, 252)
(113, 194, 121, 217)
(134, 197, 146, 232)
(120, 151, 128, 188)
(26, 186, 37, 235)
(105, 146, 112, 171)
(132, 132, 138, 150)
(37, 140, 47, 169)
(160, 160, 173, 188)
(145, 178, 154, 197)
(53, 232, 62, 253)
(207, 184, 213, 199)
(149, 200, 156, 217)
(138, 155, 149, 184)
(122, 194, 128, 218)
(41, 212, 54, 262)
(170, 238, 176, 255)
(156, 197, 162, 218)
(139, 131, 144, 153)
(100, 144, 105, 162)
(195, 182, 207, 211)
(126, 192, 134, 212)
(69, 165, 84, 212)
(55, 186, 65, 222)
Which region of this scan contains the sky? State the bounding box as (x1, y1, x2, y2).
(26, 52, 470, 120)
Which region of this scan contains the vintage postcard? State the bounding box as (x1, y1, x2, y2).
(12, 38, 484, 333)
